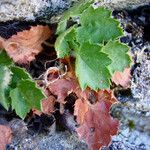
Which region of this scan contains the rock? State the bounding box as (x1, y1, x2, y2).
(113, 4, 150, 111)
(108, 7, 150, 150)
(131, 48, 150, 111)
(0, 0, 150, 22)
(9, 118, 87, 150)
(0, 0, 76, 22)
(110, 103, 150, 150)
(32, 131, 87, 150)
(100, 0, 150, 10)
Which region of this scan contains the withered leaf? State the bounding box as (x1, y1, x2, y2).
(112, 68, 131, 88)
(33, 95, 56, 116)
(76, 90, 119, 150)
(48, 78, 77, 103)
(0, 25, 51, 64)
(74, 98, 89, 124)
(0, 125, 12, 150)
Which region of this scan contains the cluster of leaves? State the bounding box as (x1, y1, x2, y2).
(45, 68, 120, 150)
(0, 50, 45, 119)
(0, 1, 132, 150)
(54, 2, 131, 150)
(55, 3, 131, 90)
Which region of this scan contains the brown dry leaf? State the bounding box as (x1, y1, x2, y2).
(0, 25, 51, 64)
(98, 90, 117, 104)
(33, 95, 56, 116)
(111, 68, 131, 88)
(76, 90, 119, 150)
(0, 125, 12, 150)
(48, 78, 78, 103)
(74, 98, 89, 125)
(0, 39, 3, 48)
(42, 96, 56, 114)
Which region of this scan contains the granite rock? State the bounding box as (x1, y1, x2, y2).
(0, 0, 150, 22)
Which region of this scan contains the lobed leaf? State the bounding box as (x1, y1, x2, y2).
(75, 42, 111, 90)
(102, 41, 131, 74)
(80, 6, 112, 26)
(76, 19, 123, 44)
(0, 50, 45, 118)
(74, 98, 89, 124)
(76, 90, 119, 150)
(0, 25, 51, 64)
(17, 80, 45, 110)
(48, 78, 77, 103)
(10, 88, 30, 119)
(55, 27, 76, 58)
(10, 79, 45, 119)
(55, 5, 131, 90)
(10, 66, 31, 88)
(56, 0, 94, 35)
(112, 68, 131, 87)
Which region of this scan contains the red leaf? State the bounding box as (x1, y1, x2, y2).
(112, 68, 131, 88)
(76, 90, 119, 150)
(48, 78, 77, 103)
(33, 95, 56, 116)
(74, 98, 89, 124)
(42, 96, 56, 114)
(98, 90, 117, 104)
(0, 25, 51, 64)
(0, 125, 12, 150)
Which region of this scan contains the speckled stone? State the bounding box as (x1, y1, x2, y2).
(0, 0, 150, 22)
(131, 48, 150, 111)
(101, 0, 150, 10)
(0, 0, 77, 22)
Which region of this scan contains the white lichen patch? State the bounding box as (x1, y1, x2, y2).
(0, 0, 51, 22)
(131, 47, 150, 111)
(0, 0, 73, 22)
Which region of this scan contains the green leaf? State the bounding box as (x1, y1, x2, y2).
(80, 6, 111, 26)
(10, 88, 30, 119)
(10, 66, 31, 88)
(76, 6, 123, 44)
(0, 50, 13, 66)
(10, 79, 45, 119)
(55, 5, 131, 91)
(0, 65, 12, 110)
(55, 27, 76, 58)
(56, 0, 93, 34)
(17, 80, 45, 110)
(67, 0, 94, 18)
(75, 42, 111, 90)
(56, 19, 68, 35)
(102, 41, 131, 74)
(0, 50, 46, 118)
(77, 19, 123, 44)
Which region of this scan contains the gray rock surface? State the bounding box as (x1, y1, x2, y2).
(131, 48, 150, 111)
(110, 103, 150, 150)
(109, 8, 150, 149)
(0, 0, 76, 22)
(101, 0, 150, 9)
(9, 119, 88, 150)
(0, 0, 150, 22)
